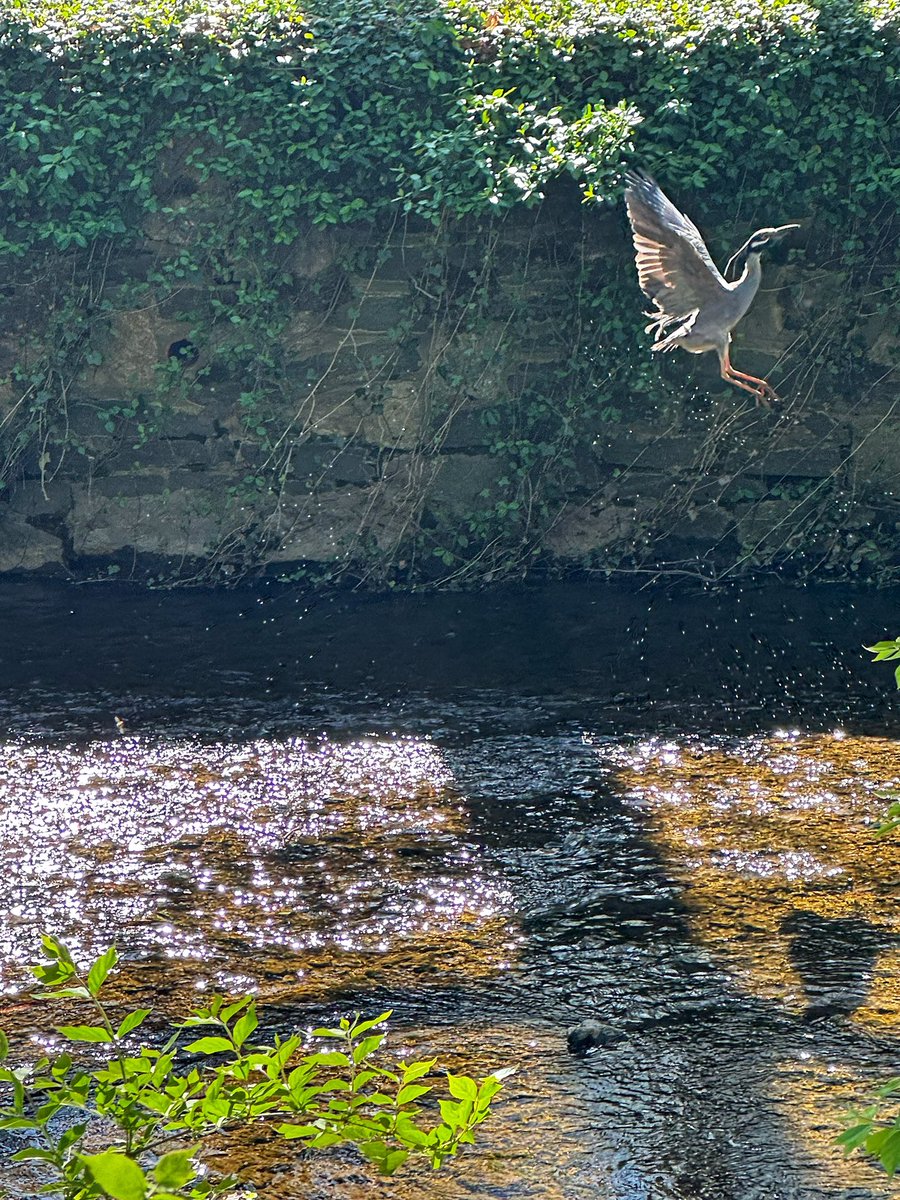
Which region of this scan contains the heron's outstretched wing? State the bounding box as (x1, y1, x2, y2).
(623, 170, 728, 323)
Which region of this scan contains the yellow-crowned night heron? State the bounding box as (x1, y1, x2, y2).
(624, 170, 799, 404)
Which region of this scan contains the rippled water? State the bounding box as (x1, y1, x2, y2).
(0, 580, 899, 1200)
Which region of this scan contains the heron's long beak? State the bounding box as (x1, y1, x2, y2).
(724, 223, 800, 279)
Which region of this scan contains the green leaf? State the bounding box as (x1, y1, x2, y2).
(183, 1036, 234, 1055)
(0, 1117, 38, 1130)
(153, 1147, 198, 1188)
(401, 1059, 436, 1083)
(232, 1005, 258, 1048)
(277, 1123, 322, 1139)
(56, 1024, 114, 1043)
(58, 1123, 88, 1153)
(447, 1073, 478, 1102)
(117, 1009, 151, 1039)
(83, 1151, 147, 1200)
(394, 1114, 431, 1147)
(350, 1011, 392, 1038)
(358, 1139, 391, 1167)
(352, 1035, 383, 1064)
(12, 1147, 58, 1163)
(87, 947, 118, 996)
(866, 1127, 900, 1175)
(396, 1083, 431, 1105)
(439, 1097, 471, 1128)
(41, 934, 75, 966)
(838, 1122, 876, 1152)
(0, 1029, 7, 1060)
(307, 1051, 351, 1067)
(219, 997, 251, 1023)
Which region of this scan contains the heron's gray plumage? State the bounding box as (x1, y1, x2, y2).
(623, 169, 799, 403)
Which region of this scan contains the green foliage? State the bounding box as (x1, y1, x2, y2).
(0, 937, 513, 1198)
(864, 638, 900, 833)
(0, 0, 894, 234)
(865, 639, 900, 690)
(838, 1078, 900, 1176)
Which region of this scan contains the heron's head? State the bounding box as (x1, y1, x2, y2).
(725, 224, 800, 279)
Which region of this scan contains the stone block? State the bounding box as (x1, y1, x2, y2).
(7, 479, 73, 519)
(322, 443, 378, 486)
(276, 439, 377, 489)
(863, 315, 900, 370)
(668, 504, 735, 541)
(723, 414, 846, 478)
(431, 326, 519, 408)
(283, 379, 428, 450)
(80, 306, 199, 399)
(286, 228, 338, 279)
(733, 275, 791, 357)
(368, 240, 433, 281)
(849, 419, 900, 496)
(605, 469, 677, 504)
(544, 500, 641, 560)
(69, 482, 231, 559)
(427, 454, 503, 514)
(734, 500, 812, 554)
(115, 438, 222, 473)
(436, 407, 493, 451)
(265, 484, 410, 564)
(594, 426, 707, 471)
(88, 474, 171, 499)
(334, 291, 414, 334)
(0, 509, 66, 573)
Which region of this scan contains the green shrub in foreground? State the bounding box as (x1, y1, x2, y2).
(0, 936, 512, 1198)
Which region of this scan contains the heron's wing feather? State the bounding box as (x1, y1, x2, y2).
(624, 172, 728, 319)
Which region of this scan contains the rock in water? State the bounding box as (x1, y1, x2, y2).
(566, 1020, 626, 1056)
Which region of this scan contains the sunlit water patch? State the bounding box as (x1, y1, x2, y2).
(0, 733, 516, 1004)
(607, 731, 900, 1028)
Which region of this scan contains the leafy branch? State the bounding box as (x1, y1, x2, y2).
(0, 936, 513, 1198)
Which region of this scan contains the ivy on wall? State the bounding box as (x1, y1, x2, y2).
(0, 0, 896, 586)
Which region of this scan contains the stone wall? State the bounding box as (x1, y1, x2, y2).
(0, 191, 897, 587)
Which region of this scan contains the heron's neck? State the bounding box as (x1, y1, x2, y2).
(731, 252, 763, 320)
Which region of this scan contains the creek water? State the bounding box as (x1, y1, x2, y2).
(0, 578, 898, 1200)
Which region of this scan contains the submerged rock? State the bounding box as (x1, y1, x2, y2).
(566, 1019, 627, 1057)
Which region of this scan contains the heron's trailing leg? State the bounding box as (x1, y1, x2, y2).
(718, 346, 778, 407)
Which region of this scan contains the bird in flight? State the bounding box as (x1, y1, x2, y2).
(623, 170, 798, 405)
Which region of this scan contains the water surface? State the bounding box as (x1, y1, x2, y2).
(0, 579, 898, 1199)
